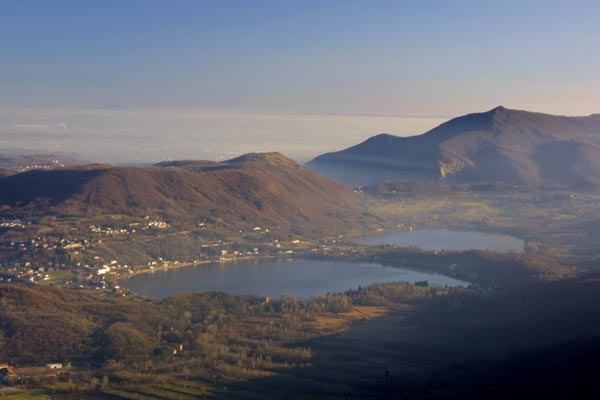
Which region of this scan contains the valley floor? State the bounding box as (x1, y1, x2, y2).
(2, 188, 600, 399)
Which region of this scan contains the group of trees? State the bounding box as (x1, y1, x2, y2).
(0, 279, 455, 370)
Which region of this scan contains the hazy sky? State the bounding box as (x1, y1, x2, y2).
(0, 0, 598, 162)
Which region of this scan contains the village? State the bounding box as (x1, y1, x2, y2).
(0, 213, 375, 295)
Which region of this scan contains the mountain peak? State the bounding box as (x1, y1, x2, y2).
(362, 133, 399, 144)
(226, 152, 293, 165)
(370, 133, 398, 140)
(485, 105, 510, 116)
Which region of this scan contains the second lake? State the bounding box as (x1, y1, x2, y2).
(355, 228, 524, 252)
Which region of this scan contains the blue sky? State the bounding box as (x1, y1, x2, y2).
(0, 0, 598, 162)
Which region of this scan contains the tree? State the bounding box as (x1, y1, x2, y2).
(103, 322, 155, 364)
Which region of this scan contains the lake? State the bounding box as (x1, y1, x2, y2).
(356, 228, 524, 252)
(122, 258, 468, 298)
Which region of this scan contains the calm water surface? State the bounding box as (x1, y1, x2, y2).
(356, 229, 524, 252)
(122, 259, 467, 298)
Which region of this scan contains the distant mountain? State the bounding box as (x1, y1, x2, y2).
(0, 152, 80, 173)
(307, 107, 600, 189)
(0, 152, 369, 235)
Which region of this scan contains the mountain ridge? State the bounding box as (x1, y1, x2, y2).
(0, 152, 371, 235)
(308, 107, 600, 188)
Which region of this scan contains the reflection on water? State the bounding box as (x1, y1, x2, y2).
(122, 258, 467, 299)
(356, 229, 524, 252)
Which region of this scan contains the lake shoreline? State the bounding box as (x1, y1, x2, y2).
(116, 254, 282, 283)
(120, 257, 469, 299)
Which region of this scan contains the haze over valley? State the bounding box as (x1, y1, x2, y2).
(0, 108, 448, 164)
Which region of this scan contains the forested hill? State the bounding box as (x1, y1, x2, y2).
(0, 152, 372, 235)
